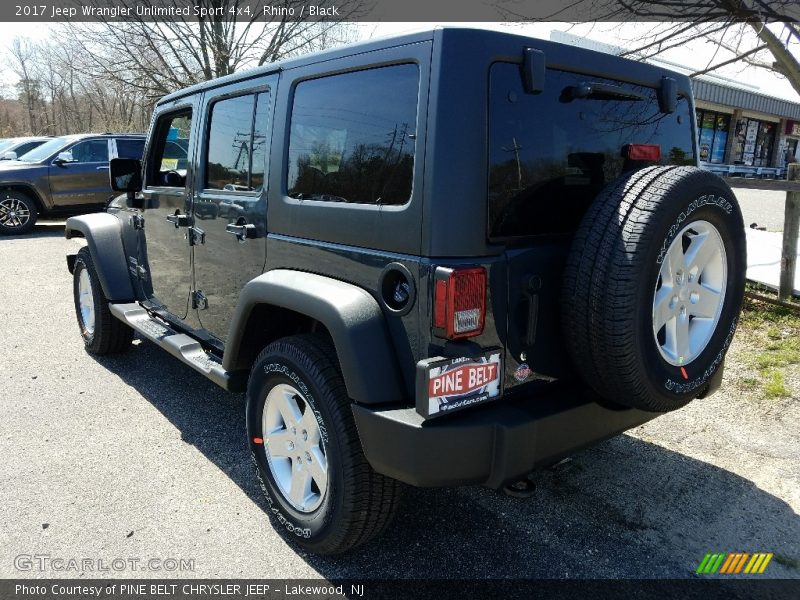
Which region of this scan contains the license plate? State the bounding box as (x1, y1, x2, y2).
(416, 351, 503, 419)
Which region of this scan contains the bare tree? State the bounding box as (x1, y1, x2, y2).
(2, 0, 361, 136)
(578, 1, 800, 96)
(66, 0, 362, 98)
(8, 38, 46, 133)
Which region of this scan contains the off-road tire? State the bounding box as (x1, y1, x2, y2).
(0, 190, 38, 235)
(72, 247, 134, 355)
(562, 166, 746, 412)
(246, 334, 402, 554)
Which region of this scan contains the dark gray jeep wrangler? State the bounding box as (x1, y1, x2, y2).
(65, 28, 746, 554)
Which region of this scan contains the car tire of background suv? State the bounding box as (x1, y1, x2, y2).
(0, 190, 38, 235)
(72, 247, 134, 355)
(562, 166, 746, 412)
(246, 334, 402, 554)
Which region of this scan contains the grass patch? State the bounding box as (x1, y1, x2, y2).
(763, 370, 791, 398)
(736, 377, 760, 391)
(737, 295, 799, 399)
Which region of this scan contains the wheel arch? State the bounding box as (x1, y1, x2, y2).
(0, 183, 47, 211)
(65, 213, 135, 302)
(224, 270, 406, 406)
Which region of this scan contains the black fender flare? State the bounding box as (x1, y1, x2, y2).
(224, 270, 405, 405)
(65, 213, 135, 302)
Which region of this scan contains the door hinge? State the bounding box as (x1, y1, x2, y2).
(192, 290, 208, 310)
(189, 226, 205, 246)
(128, 256, 148, 281)
(131, 214, 145, 229)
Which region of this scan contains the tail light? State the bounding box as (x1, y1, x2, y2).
(624, 143, 661, 161)
(433, 266, 486, 339)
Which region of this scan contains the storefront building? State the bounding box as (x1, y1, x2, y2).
(692, 79, 800, 170)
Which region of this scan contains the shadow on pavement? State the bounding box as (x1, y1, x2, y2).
(0, 221, 66, 240)
(95, 338, 800, 580)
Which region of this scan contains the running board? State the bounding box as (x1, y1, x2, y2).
(109, 302, 247, 392)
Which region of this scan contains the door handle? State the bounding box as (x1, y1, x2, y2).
(225, 223, 257, 241)
(96, 166, 109, 170)
(166, 212, 189, 228)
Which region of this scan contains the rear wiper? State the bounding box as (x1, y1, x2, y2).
(560, 82, 646, 103)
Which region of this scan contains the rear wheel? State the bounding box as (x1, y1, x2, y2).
(562, 166, 745, 412)
(246, 334, 402, 554)
(72, 247, 134, 355)
(0, 191, 38, 235)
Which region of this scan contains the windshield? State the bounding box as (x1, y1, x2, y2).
(0, 139, 17, 154)
(17, 137, 75, 162)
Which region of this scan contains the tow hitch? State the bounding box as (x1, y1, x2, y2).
(503, 477, 536, 498)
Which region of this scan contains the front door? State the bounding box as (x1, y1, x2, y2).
(139, 103, 198, 322)
(47, 138, 112, 208)
(192, 78, 276, 341)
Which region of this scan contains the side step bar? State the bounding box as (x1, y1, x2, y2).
(109, 303, 247, 392)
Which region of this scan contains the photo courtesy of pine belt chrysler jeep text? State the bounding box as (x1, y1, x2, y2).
(64, 28, 746, 554)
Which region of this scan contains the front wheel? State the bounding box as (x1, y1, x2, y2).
(72, 247, 134, 355)
(246, 334, 402, 554)
(0, 191, 38, 235)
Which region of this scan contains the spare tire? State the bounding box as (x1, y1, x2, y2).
(562, 166, 745, 412)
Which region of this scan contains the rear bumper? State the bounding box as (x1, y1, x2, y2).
(352, 383, 658, 489)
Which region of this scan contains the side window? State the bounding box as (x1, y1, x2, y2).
(148, 111, 192, 188)
(287, 64, 419, 205)
(205, 92, 271, 192)
(64, 139, 109, 164)
(251, 92, 270, 191)
(116, 138, 145, 160)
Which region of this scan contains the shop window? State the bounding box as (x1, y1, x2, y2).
(696, 109, 730, 164)
(733, 117, 776, 166)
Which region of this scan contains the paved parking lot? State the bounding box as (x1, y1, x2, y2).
(1, 224, 798, 580)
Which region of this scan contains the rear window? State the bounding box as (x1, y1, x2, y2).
(287, 64, 419, 206)
(488, 63, 695, 239)
(116, 138, 145, 159)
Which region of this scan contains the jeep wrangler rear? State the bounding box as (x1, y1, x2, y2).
(65, 28, 745, 554)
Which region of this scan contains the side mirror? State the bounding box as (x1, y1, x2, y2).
(54, 151, 74, 165)
(2, 151, 17, 160)
(109, 158, 143, 192)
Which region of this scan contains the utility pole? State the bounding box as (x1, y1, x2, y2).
(502, 137, 523, 189)
(780, 163, 800, 300)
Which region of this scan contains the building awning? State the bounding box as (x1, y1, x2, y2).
(693, 79, 800, 120)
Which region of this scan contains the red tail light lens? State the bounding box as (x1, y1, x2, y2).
(433, 267, 486, 339)
(625, 143, 661, 161)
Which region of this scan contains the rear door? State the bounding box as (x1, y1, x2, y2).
(191, 77, 277, 341)
(487, 62, 697, 390)
(139, 100, 199, 323)
(47, 138, 112, 207)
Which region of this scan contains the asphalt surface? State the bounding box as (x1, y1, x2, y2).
(733, 186, 789, 233)
(1, 222, 798, 580)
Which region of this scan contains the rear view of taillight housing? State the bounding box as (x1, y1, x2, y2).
(433, 266, 486, 339)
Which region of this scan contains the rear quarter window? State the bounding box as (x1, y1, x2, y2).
(287, 63, 419, 206)
(488, 63, 695, 239)
(116, 138, 145, 160)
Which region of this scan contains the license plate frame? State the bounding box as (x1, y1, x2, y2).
(416, 350, 503, 419)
